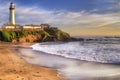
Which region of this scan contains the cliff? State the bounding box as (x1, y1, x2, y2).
(0, 27, 71, 43)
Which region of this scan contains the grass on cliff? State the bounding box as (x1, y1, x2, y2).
(44, 27, 70, 40)
(0, 27, 71, 42)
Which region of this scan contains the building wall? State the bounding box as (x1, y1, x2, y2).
(3, 25, 21, 29)
(2, 25, 43, 30)
(10, 9, 15, 25)
(4, 26, 15, 29)
(23, 26, 42, 29)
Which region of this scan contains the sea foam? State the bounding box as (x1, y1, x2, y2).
(31, 42, 120, 63)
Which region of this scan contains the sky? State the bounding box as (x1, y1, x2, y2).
(0, 0, 120, 36)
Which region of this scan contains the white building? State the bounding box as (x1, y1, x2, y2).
(3, 2, 19, 29)
(23, 24, 42, 30)
(2, 24, 21, 29)
(9, 2, 15, 25)
(2, 2, 47, 30)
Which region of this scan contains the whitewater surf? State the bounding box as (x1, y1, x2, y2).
(15, 41, 120, 80)
(31, 42, 120, 63)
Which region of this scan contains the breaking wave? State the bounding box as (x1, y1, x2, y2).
(31, 42, 120, 63)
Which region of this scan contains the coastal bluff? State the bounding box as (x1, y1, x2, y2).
(0, 27, 71, 43)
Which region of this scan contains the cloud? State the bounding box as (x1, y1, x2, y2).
(0, 2, 120, 35)
(104, 0, 120, 11)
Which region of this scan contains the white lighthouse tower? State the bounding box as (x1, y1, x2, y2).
(9, 2, 15, 25)
(2, 2, 21, 29)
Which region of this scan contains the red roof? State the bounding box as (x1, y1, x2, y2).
(3, 24, 20, 26)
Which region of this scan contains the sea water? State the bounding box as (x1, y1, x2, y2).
(31, 42, 120, 63)
(15, 41, 120, 80)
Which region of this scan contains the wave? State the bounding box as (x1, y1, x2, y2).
(30, 42, 120, 63)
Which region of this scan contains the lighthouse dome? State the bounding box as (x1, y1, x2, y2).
(9, 2, 15, 9)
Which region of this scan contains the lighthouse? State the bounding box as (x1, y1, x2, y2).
(9, 2, 15, 25)
(2, 2, 21, 29)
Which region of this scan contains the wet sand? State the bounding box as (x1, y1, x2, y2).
(16, 47, 120, 80)
(0, 42, 67, 80)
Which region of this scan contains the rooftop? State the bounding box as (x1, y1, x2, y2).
(3, 24, 20, 26)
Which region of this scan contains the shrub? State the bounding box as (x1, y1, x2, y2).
(10, 31, 16, 39)
(44, 27, 70, 40)
(1, 31, 12, 41)
(0, 28, 71, 42)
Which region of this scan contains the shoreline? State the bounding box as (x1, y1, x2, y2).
(0, 42, 67, 80)
(17, 45, 120, 80)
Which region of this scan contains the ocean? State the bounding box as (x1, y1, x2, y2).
(15, 41, 120, 80)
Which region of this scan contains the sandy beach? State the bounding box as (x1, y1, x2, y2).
(0, 42, 67, 80)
